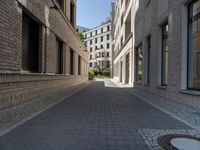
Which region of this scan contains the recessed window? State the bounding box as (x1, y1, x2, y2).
(102, 52, 104, 57)
(107, 25, 110, 31)
(55, 38, 63, 74)
(107, 61, 110, 68)
(70, 49, 74, 75)
(95, 38, 97, 43)
(188, 0, 200, 90)
(107, 52, 110, 57)
(78, 56, 81, 75)
(90, 40, 92, 45)
(101, 28, 103, 33)
(56, 0, 65, 12)
(90, 47, 92, 52)
(107, 43, 110, 49)
(107, 34, 110, 40)
(70, 0, 75, 27)
(90, 55, 92, 59)
(136, 44, 143, 81)
(161, 23, 168, 86)
(95, 30, 97, 35)
(101, 45, 103, 49)
(121, 36, 123, 47)
(121, 15, 124, 27)
(22, 12, 40, 72)
(101, 36, 103, 42)
(147, 36, 151, 84)
(90, 63, 92, 67)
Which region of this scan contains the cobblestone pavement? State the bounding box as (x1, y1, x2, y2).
(0, 79, 198, 150)
(111, 79, 200, 131)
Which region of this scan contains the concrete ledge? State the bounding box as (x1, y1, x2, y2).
(180, 90, 200, 96)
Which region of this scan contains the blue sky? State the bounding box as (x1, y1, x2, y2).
(77, 0, 114, 29)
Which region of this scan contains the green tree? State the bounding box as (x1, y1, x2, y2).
(77, 32, 84, 42)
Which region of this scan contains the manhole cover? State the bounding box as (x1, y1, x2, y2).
(171, 138, 200, 150)
(158, 134, 200, 150)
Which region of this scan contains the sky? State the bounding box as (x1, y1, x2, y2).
(77, 0, 115, 29)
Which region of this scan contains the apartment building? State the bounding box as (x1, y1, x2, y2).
(0, 0, 89, 112)
(76, 26, 90, 33)
(112, 0, 200, 108)
(83, 22, 112, 71)
(112, 0, 133, 85)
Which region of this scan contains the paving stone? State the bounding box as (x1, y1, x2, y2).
(0, 79, 197, 150)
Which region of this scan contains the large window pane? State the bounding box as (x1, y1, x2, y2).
(161, 23, 168, 86)
(136, 45, 143, 81)
(188, 0, 200, 90)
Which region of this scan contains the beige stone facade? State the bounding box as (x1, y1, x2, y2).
(0, 0, 89, 111)
(113, 0, 200, 108)
(112, 0, 133, 86)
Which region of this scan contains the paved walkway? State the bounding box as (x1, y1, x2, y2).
(0, 79, 199, 150)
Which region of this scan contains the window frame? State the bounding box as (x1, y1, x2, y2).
(187, 0, 200, 91)
(135, 44, 143, 81)
(161, 22, 169, 86)
(146, 35, 151, 84)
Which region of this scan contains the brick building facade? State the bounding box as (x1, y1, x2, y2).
(0, 0, 89, 111)
(113, 0, 200, 108)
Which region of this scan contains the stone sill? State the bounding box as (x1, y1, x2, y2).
(180, 90, 200, 96)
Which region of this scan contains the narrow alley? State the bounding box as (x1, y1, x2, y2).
(0, 79, 198, 150)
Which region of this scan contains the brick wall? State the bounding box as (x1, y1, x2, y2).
(0, 0, 89, 111)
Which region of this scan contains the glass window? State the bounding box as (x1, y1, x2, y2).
(22, 12, 40, 72)
(70, 1, 74, 26)
(107, 25, 110, 31)
(147, 36, 151, 84)
(107, 52, 110, 57)
(107, 43, 110, 49)
(161, 23, 168, 86)
(188, 0, 200, 90)
(107, 34, 110, 40)
(56, 0, 65, 12)
(136, 45, 143, 81)
(101, 36, 103, 42)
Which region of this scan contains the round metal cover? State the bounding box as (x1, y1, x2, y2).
(158, 134, 200, 150)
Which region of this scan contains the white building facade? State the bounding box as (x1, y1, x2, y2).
(83, 22, 112, 71)
(112, 0, 133, 86)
